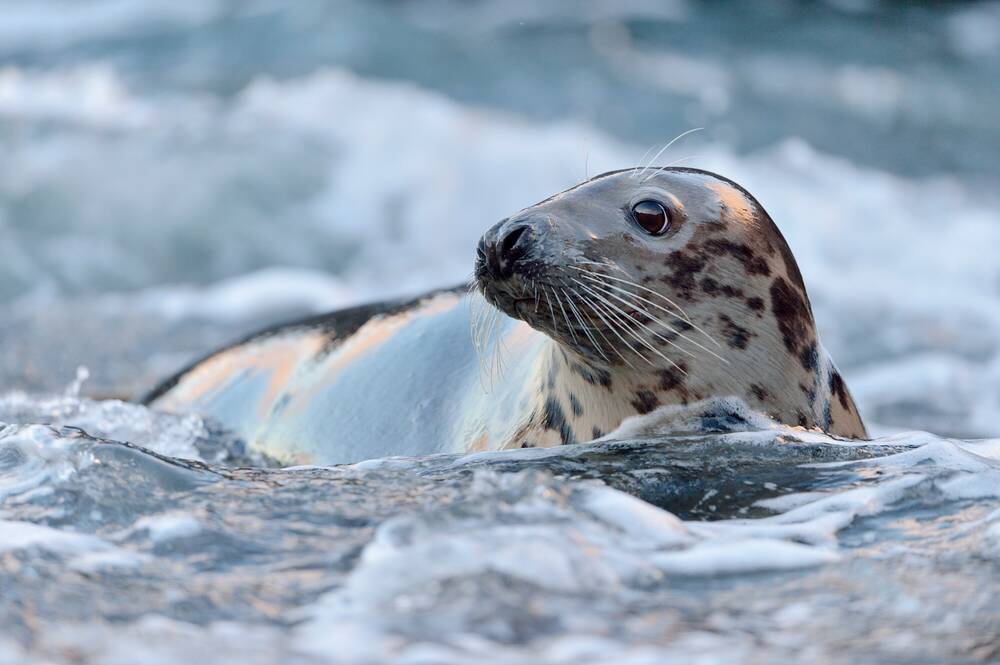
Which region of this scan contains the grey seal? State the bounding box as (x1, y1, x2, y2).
(145, 167, 867, 464)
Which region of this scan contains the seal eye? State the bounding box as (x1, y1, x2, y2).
(631, 200, 671, 235)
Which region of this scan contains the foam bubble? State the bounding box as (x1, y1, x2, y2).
(0, 518, 111, 555)
(134, 513, 202, 543)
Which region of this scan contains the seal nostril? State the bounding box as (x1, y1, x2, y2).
(499, 225, 529, 263)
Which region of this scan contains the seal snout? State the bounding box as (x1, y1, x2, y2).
(480, 219, 537, 280)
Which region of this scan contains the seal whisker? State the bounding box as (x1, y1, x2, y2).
(573, 266, 727, 352)
(636, 128, 703, 181)
(573, 278, 687, 373)
(577, 294, 637, 368)
(551, 287, 579, 345)
(642, 154, 699, 183)
(486, 306, 503, 391)
(472, 296, 495, 393)
(574, 279, 660, 363)
(570, 287, 631, 366)
(662, 155, 696, 169)
(571, 266, 692, 322)
(632, 142, 661, 180)
(468, 289, 487, 370)
(563, 287, 609, 362)
(587, 296, 658, 368)
(480, 305, 494, 390)
(493, 308, 511, 378)
(543, 286, 560, 337)
(581, 270, 693, 325)
(578, 259, 629, 277)
(574, 278, 700, 361)
(476, 298, 494, 364)
(575, 273, 729, 363)
(589, 297, 647, 367)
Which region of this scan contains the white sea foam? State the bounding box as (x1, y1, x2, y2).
(650, 538, 840, 575)
(690, 475, 927, 547)
(0, 518, 109, 555)
(601, 396, 788, 441)
(579, 484, 692, 548)
(136, 267, 356, 322)
(69, 548, 150, 573)
(0, 0, 225, 52)
(295, 466, 878, 661)
(134, 512, 202, 543)
(0, 423, 92, 502)
(0, 392, 208, 460)
(0, 64, 153, 128)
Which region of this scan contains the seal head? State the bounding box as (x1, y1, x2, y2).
(475, 167, 867, 440)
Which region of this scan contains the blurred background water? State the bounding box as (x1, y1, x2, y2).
(0, 3, 999, 664)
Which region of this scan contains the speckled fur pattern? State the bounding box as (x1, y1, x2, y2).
(475, 167, 868, 447)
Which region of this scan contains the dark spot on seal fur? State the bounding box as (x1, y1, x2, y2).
(750, 384, 769, 401)
(703, 238, 771, 277)
(542, 396, 576, 444)
(799, 342, 819, 373)
(829, 371, 851, 411)
(719, 313, 753, 350)
(797, 412, 809, 427)
(591, 427, 603, 439)
(657, 364, 689, 400)
(701, 277, 744, 299)
(777, 237, 807, 292)
(571, 362, 611, 389)
(568, 393, 583, 417)
(547, 362, 558, 390)
(662, 250, 707, 300)
(701, 219, 727, 235)
(659, 368, 683, 392)
(521, 441, 535, 448)
(654, 326, 679, 343)
(799, 382, 817, 404)
(770, 277, 812, 356)
(746, 296, 765, 313)
(631, 389, 660, 415)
